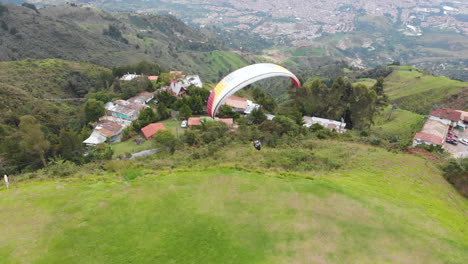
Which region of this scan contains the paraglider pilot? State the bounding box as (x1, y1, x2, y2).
(253, 140, 261, 151)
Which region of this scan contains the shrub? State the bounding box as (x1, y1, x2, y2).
(441, 159, 467, 197)
(46, 159, 79, 178)
(122, 168, 143, 181)
(152, 130, 177, 154)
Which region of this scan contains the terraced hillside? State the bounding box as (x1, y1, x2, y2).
(1, 141, 467, 263)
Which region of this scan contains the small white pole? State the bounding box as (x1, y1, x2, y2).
(4, 174, 9, 189)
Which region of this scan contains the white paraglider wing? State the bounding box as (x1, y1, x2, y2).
(207, 63, 301, 117)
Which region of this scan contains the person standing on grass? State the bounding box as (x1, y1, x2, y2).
(253, 140, 262, 151)
(4, 174, 9, 189)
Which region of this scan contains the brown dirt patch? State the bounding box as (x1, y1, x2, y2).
(405, 148, 439, 161)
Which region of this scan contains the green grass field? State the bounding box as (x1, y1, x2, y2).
(1, 140, 467, 263)
(372, 106, 426, 143)
(384, 67, 467, 113)
(354, 78, 377, 88)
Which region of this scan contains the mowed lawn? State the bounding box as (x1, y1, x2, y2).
(1, 146, 467, 264)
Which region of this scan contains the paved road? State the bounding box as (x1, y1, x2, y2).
(129, 149, 158, 160)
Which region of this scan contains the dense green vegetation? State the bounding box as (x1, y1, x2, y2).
(1, 139, 467, 263)
(0, 4, 248, 82)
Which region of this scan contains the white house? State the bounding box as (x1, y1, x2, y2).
(303, 116, 346, 133)
(120, 73, 140, 81)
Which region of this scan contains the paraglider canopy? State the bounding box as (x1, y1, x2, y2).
(207, 63, 301, 118)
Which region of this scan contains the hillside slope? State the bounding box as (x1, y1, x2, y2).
(0, 59, 111, 131)
(0, 4, 247, 82)
(384, 66, 467, 113)
(1, 141, 467, 263)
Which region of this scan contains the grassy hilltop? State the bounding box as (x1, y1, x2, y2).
(384, 66, 467, 113)
(1, 140, 467, 263)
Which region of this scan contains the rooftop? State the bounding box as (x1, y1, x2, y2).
(414, 119, 448, 145)
(94, 120, 123, 137)
(430, 108, 462, 122)
(224, 95, 248, 109)
(141, 123, 167, 140)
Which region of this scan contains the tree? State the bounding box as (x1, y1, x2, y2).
(84, 99, 105, 123)
(189, 95, 204, 114)
(156, 91, 177, 107)
(120, 76, 154, 98)
(57, 129, 82, 160)
(218, 104, 240, 119)
(19, 115, 50, 167)
(248, 107, 267, 125)
(179, 104, 192, 119)
(89, 92, 111, 104)
(153, 130, 177, 154)
(133, 108, 158, 131)
(253, 88, 276, 112)
(157, 102, 171, 120)
(187, 87, 210, 103)
(158, 72, 173, 85)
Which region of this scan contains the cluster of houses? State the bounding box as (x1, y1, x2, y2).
(84, 70, 203, 145)
(120, 71, 203, 97)
(83, 92, 155, 145)
(84, 70, 347, 145)
(413, 108, 468, 156)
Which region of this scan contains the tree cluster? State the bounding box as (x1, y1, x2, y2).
(290, 77, 388, 130)
(112, 61, 163, 78)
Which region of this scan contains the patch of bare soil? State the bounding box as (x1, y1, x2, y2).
(405, 148, 439, 161)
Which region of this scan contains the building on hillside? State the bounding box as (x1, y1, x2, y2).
(168, 75, 204, 97)
(187, 117, 217, 128)
(413, 119, 449, 146)
(265, 114, 276, 121)
(105, 92, 151, 121)
(83, 131, 107, 145)
(83, 120, 124, 145)
(148, 76, 159, 81)
(187, 117, 201, 127)
(429, 108, 464, 129)
(170, 71, 185, 79)
(169, 81, 187, 97)
(182, 75, 203, 88)
(303, 116, 346, 133)
(223, 95, 260, 115)
(127, 91, 154, 105)
(120, 73, 140, 81)
(216, 118, 234, 128)
(141, 123, 167, 140)
(105, 101, 141, 121)
(458, 111, 468, 129)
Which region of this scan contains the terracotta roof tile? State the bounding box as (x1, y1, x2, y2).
(141, 123, 167, 140)
(430, 109, 462, 122)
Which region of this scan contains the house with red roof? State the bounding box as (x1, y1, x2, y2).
(141, 123, 167, 140)
(216, 118, 234, 128)
(429, 108, 463, 127)
(223, 95, 260, 115)
(413, 119, 449, 146)
(187, 117, 201, 127)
